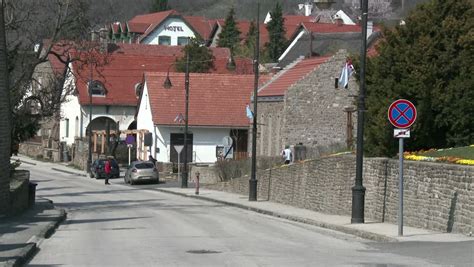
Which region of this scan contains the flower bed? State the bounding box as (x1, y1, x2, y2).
(404, 145, 474, 166)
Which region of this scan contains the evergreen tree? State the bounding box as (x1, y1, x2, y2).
(217, 7, 241, 53)
(363, 0, 474, 156)
(244, 20, 257, 50)
(176, 37, 215, 73)
(265, 2, 287, 62)
(151, 0, 170, 13)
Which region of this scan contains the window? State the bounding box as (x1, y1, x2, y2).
(158, 35, 171, 45)
(88, 80, 107, 96)
(177, 37, 189, 46)
(65, 119, 69, 138)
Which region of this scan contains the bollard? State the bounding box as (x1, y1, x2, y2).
(195, 171, 200, 195)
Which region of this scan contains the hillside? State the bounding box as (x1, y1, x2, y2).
(87, 0, 431, 27)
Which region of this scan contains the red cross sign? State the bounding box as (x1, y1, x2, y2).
(388, 99, 417, 128)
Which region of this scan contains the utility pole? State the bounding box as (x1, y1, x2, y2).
(182, 52, 189, 188)
(351, 0, 368, 224)
(249, 2, 260, 201)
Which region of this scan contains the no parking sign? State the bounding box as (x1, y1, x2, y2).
(387, 99, 417, 237)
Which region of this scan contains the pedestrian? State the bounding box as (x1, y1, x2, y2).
(149, 155, 157, 169)
(282, 145, 292, 165)
(104, 158, 111, 185)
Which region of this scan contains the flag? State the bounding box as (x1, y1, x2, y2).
(246, 104, 254, 120)
(174, 113, 184, 123)
(338, 59, 355, 89)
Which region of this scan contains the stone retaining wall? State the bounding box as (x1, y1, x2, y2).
(206, 155, 473, 234)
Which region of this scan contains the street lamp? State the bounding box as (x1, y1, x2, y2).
(351, 0, 368, 224)
(164, 53, 190, 188)
(249, 3, 260, 201)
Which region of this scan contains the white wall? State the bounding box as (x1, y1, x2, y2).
(136, 83, 155, 159)
(154, 126, 232, 163)
(141, 18, 196, 45)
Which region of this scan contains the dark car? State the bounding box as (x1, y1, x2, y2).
(90, 158, 120, 179)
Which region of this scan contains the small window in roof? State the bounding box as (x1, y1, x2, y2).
(88, 80, 107, 96)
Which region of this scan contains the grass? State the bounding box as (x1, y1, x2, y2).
(417, 145, 474, 160)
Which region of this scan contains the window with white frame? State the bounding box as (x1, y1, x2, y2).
(177, 37, 189, 46)
(88, 80, 107, 96)
(158, 35, 171, 45)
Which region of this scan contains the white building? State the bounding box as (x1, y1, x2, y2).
(136, 72, 257, 164)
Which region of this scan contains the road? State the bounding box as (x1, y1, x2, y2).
(23, 163, 470, 266)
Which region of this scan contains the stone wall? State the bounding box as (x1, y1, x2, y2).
(281, 51, 358, 157)
(256, 50, 358, 158)
(206, 155, 473, 234)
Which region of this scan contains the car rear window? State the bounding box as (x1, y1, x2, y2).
(135, 163, 155, 169)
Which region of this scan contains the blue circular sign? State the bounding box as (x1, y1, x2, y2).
(388, 99, 417, 128)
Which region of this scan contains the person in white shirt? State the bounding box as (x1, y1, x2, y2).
(282, 146, 292, 164)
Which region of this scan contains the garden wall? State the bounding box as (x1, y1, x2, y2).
(206, 155, 473, 234)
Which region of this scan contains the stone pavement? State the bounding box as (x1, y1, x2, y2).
(2, 155, 472, 266)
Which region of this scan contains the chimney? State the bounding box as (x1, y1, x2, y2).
(304, 2, 313, 16)
(99, 27, 108, 52)
(367, 21, 373, 38)
(91, 30, 99, 41)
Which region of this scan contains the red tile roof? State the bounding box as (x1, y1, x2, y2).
(258, 56, 331, 97)
(183, 16, 215, 41)
(144, 72, 259, 127)
(70, 43, 254, 106)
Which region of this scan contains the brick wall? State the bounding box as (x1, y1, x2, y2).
(206, 155, 473, 234)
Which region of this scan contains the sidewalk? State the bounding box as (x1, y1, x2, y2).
(0, 199, 66, 267)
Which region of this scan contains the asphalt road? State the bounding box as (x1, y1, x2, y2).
(23, 164, 471, 266)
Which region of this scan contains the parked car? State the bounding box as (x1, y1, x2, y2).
(124, 161, 159, 185)
(90, 158, 120, 179)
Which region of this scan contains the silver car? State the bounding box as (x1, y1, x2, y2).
(124, 161, 159, 185)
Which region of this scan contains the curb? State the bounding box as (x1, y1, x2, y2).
(11, 158, 37, 166)
(4, 205, 67, 267)
(51, 167, 87, 177)
(155, 189, 398, 243)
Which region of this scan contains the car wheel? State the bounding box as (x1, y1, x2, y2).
(130, 179, 135, 185)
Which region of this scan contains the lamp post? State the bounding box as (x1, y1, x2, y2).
(249, 3, 260, 201)
(164, 53, 190, 188)
(351, 0, 368, 224)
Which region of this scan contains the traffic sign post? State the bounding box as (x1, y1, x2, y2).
(388, 99, 417, 237)
(174, 145, 184, 184)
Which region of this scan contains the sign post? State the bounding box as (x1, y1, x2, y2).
(174, 145, 184, 183)
(125, 135, 136, 166)
(388, 99, 417, 236)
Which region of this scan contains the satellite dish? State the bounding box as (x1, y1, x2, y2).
(134, 82, 142, 97)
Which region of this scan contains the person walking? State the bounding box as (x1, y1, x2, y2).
(282, 145, 292, 165)
(104, 158, 111, 185)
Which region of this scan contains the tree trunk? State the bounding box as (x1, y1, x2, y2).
(0, 0, 12, 215)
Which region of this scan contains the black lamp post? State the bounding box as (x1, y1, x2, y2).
(164, 53, 190, 188)
(351, 0, 368, 224)
(249, 3, 260, 201)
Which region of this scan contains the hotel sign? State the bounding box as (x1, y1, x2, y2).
(164, 25, 184, 32)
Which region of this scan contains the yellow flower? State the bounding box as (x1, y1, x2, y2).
(456, 159, 474, 165)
